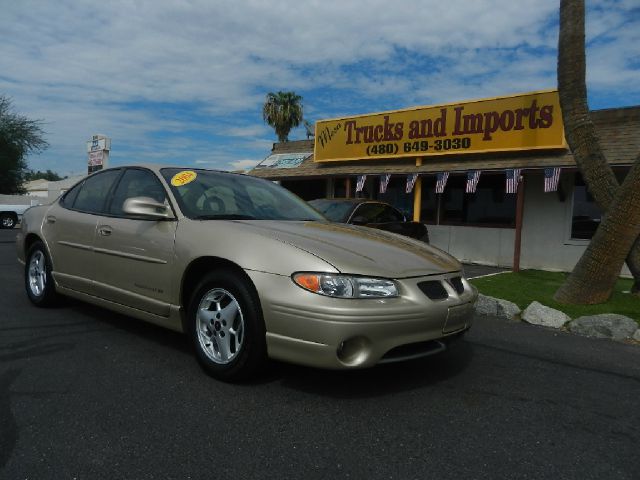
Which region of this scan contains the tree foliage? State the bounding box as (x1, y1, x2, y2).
(25, 169, 64, 182)
(0, 96, 48, 194)
(262, 91, 303, 143)
(554, 0, 640, 303)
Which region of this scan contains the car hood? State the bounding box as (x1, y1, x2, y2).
(237, 220, 461, 278)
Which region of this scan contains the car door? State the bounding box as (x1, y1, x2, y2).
(91, 168, 178, 317)
(43, 169, 122, 293)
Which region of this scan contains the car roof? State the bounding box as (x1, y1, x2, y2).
(89, 163, 251, 178)
(311, 198, 373, 205)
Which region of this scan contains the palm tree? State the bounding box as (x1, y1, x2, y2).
(262, 91, 303, 143)
(554, 0, 640, 303)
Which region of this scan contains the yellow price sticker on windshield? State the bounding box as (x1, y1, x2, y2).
(171, 170, 197, 187)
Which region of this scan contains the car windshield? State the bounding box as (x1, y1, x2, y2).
(161, 168, 325, 221)
(308, 199, 354, 222)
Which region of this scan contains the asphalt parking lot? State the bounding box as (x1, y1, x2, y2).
(1, 228, 639, 479)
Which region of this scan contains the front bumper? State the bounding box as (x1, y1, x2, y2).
(247, 270, 477, 369)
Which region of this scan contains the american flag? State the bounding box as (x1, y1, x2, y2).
(505, 168, 522, 194)
(379, 174, 391, 194)
(435, 172, 449, 194)
(465, 170, 481, 193)
(356, 174, 367, 193)
(406, 173, 418, 193)
(544, 167, 561, 192)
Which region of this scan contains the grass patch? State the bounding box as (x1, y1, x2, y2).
(470, 270, 640, 324)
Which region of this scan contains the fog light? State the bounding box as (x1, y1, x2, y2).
(336, 336, 370, 366)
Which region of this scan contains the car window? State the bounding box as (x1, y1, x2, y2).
(378, 205, 404, 222)
(60, 182, 82, 208)
(352, 203, 384, 223)
(71, 169, 121, 214)
(109, 169, 167, 216)
(308, 200, 353, 222)
(161, 168, 324, 221)
(194, 185, 240, 215)
(353, 203, 405, 223)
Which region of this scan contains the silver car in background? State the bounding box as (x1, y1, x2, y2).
(17, 165, 477, 381)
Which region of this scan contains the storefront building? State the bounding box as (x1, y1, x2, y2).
(250, 91, 639, 275)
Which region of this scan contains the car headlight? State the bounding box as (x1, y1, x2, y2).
(292, 273, 398, 298)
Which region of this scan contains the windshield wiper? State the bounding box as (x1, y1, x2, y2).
(192, 214, 257, 220)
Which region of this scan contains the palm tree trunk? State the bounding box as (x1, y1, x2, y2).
(554, 155, 640, 303)
(556, 0, 640, 298)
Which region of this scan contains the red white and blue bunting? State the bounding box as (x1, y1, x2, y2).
(465, 170, 481, 193)
(505, 168, 522, 194)
(379, 173, 391, 194)
(435, 172, 449, 194)
(544, 167, 561, 192)
(406, 173, 418, 194)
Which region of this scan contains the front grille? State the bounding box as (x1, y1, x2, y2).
(449, 276, 464, 294)
(417, 280, 448, 300)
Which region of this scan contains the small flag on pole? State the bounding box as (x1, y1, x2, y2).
(505, 168, 522, 194)
(435, 172, 449, 194)
(406, 173, 418, 194)
(465, 170, 481, 193)
(379, 174, 391, 194)
(356, 175, 367, 193)
(544, 167, 561, 192)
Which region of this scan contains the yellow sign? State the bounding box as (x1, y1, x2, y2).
(171, 170, 197, 186)
(314, 90, 565, 162)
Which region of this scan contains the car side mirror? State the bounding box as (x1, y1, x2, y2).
(123, 197, 174, 220)
(351, 215, 368, 225)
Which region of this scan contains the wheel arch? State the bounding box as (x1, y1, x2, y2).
(180, 256, 262, 322)
(24, 233, 45, 256)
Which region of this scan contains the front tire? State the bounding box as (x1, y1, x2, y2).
(25, 241, 59, 307)
(188, 270, 267, 382)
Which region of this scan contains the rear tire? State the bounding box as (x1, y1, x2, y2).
(1, 213, 16, 229)
(25, 241, 59, 307)
(187, 269, 267, 382)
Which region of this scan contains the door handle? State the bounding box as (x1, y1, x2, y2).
(46, 215, 56, 224)
(98, 226, 112, 236)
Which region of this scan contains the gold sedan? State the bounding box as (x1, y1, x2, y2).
(17, 165, 477, 381)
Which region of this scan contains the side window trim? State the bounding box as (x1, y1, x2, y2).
(60, 179, 85, 209)
(346, 204, 364, 223)
(102, 169, 126, 214)
(106, 167, 177, 220)
(348, 202, 384, 223)
(62, 169, 123, 215)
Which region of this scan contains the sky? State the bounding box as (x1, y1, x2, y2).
(1, 0, 639, 177)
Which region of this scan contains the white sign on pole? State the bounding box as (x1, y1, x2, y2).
(88, 150, 104, 166)
(87, 134, 111, 174)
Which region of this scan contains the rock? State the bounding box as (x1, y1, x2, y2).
(474, 294, 520, 321)
(633, 329, 640, 342)
(522, 301, 570, 329)
(495, 298, 521, 321)
(569, 314, 638, 341)
(475, 294, 498, 316)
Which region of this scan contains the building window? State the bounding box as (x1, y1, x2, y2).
(375, 177, 414, 219)
(439, 173, 516, 227)
(419, 176, 437, 223)
(333, 177, 348, 198)
(570, 169, 630, 240)
(571, 173, 601, 240)
(280, 179, 327, 201)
